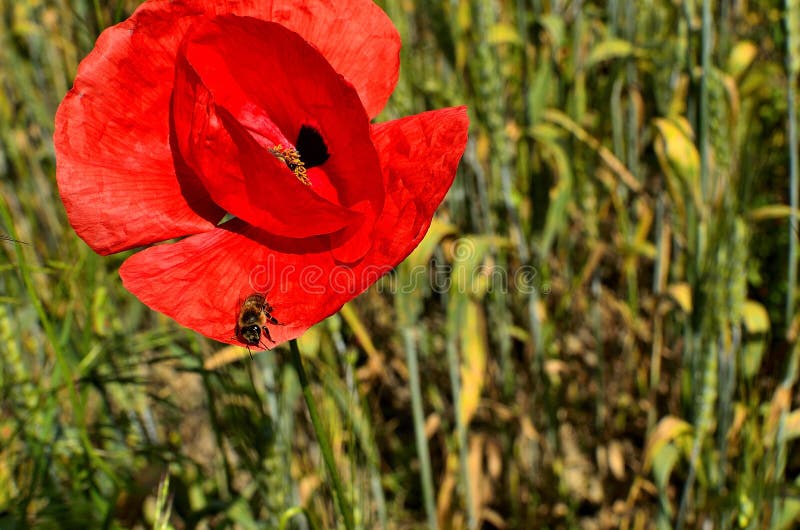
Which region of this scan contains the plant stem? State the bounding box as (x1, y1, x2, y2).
(403, 327, 438, 529)
(786, 0, 799, 325)
(289, 339, 354, 530)
(445, 295, 475, 528)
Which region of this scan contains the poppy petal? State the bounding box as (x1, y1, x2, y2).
(120, 108, 468, 347)
(369, 106, 470, 260)
(191, 0, 400, 118)
(176, 16, 384, 213)
(171, 54, 361, 238)
(54, 2, 223, 255)
(119, 221, 342, 346)
(56, 0, 398, 255)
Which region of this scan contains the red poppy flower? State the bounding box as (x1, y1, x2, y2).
(55, 0, 468, 348)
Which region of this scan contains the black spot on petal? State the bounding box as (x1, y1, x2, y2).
(296, 125, 330, 168)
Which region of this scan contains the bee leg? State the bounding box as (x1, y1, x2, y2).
(258, 333, 275, 351)
(262, 325, 277, 344)
(265, 314, 281, 326)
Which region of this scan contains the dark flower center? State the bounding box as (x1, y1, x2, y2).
(295, 125, 330, 168)
(267, 125, 330, 186)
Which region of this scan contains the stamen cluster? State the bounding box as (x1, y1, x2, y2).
(269, 145, 311, 186)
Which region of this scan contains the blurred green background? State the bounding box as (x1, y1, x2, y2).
(1, 0, 799, 528)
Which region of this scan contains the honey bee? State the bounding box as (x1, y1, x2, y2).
(235, 293, 281, 349)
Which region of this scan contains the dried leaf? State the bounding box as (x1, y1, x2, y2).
(748, 204, 800, 221)
(587, 39, 636, 68)
(459, 300, 487, 426)
(608, 440, 626, 480)
(644, 415, 693, 472)
(667, 282, 693, 313)
(727, 41, 757, 78)
(487, 23, 521, 45)
(653, 117, 703, 217)
(741, 300, 770, 334)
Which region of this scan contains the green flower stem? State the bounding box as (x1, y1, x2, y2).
(289, 339, 354, 530)
(403, 327, 438, 530)
(786, 0, 799, 325)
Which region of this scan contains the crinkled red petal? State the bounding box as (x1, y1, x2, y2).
(55, 2, 222, 255)
(173, 16, 382, 239)
(56, 0, 398, 255)
(119, 107, 469, 346)
(187, 0, 400, 117)
(172, 54, 360, 238)
(179, 15, 385, 214)
(367, 106, 470, 259)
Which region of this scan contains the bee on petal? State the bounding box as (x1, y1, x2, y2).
(235, 293, 281, 350)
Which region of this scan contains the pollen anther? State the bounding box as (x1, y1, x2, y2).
(269, 144, 311, 186)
